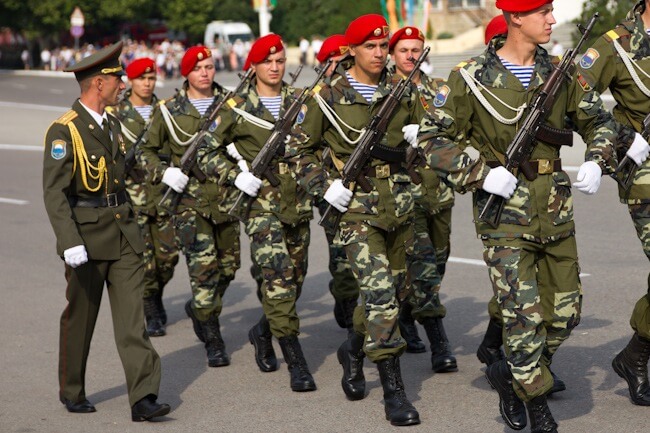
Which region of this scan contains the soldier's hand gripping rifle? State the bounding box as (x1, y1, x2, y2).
(159, 68, 254, 210)
(319, 47, 431, 236)
(228, 59, 333, 222)
(478, 13, 599, 229)
(614, 113, 650, 190)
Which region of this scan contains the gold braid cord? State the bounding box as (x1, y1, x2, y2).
(68, 122, 107, 192)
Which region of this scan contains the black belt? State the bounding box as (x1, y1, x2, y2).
(69, 190, 129, 208)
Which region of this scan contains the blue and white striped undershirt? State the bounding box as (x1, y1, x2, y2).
(133, 105, 153, 122)
(189, 98, 214, 117)
(500, 57, 535, 88)
(346, 72, 378, 103)
(260, 96, 282, 120)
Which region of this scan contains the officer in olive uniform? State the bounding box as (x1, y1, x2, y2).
(199, 34, 317, 392)
(43, 41, 170, 421)
(107, 57, 179, 337)
(138, 46, 238, 368)
(576, 0, 650, 407)
(291, 14, 424, 426)
(418, 0, 619, 431)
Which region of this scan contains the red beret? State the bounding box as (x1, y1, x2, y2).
(244, 33, 284, 71)
(180, 46, 212, 77)
(126, 57, 156, 79)
(495, 0, 552, 12)
(317, 34, 349, 63)
(345, 14, 390, 46)
(389, 26, 425, 52)
(484, 15, 508, 45)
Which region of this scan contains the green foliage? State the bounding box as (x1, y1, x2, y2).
(572, 0, 638, 47)
(436, 32, 454, 40)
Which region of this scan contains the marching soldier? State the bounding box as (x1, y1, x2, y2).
(389, 26, 458, 371)
(417, 1, 619, 431)
(198, 34, 317, 392)
(138, 46, 239, 368)
(107, 57, 179, 337)
(43, 41, 170, 421)
(576, 0, 650, 406)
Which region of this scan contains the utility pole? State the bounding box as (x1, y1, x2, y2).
(258, 0, 271, 37)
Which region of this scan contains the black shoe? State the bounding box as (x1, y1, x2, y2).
(249, 315, 278, 372)
(156, 292, 167, 325)
(548, 370, 566, 396)
(203, 314, 230, 367)
(279, 335, 317, 392)
(612, 332, 650, 406)
(422, 317, 458, 372)
(131, 394, 171, 422)
(526, 395, 558, 433)
(376, 356, 420, 426)
(60, 396, 96, 413)
(143, 296, 166, 337)
(485, 360, 527, 431)
(337, 333, 366, 400)
(398, 305, 426, 354)
(185, 300, 205, 343)
(476, 319, 504, 366)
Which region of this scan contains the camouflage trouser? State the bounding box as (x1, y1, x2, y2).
(336, 220, 412, 362)
(628, 203, 650, 339)
(174, 209, 241, 322)
(137, 212, 180, 299)
(430, 206, 453, 279)
(246, 215, 310, 338)
(483, 236, 581, 402)
(405, 205, 446, 321)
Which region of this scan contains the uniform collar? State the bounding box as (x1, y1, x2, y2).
(79, 100, 108, 129)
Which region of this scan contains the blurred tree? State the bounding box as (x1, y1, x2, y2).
(573, 0, 637, 47)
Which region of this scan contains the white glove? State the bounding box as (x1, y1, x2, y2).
(483, 166, 518, 199)
(237, 159, 249, 172)
(226, 143, 243, 161)
(626, 132, 650, 166)
(402, 124, 420, 148)
(572, 161, 602, 195)
(235, 171, 262, 197)
(64, 245, 88, 268)
(162, 167, 189, 193)
(324, 179, 353, 213)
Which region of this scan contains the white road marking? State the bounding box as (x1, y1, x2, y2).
(0, 197, 29, 205)
(0, 144, 42, 151)
(0, 101, 68, 112)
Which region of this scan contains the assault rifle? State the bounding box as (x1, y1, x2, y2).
(228, 59, 332, 222)
(124, 123, 152, 182)
(159, 68, 254, 210)
(318, 47, 431, 236)
(478, 13, 599, 229)
(289, 64, 303, 86)
(613, 113, 650, 190)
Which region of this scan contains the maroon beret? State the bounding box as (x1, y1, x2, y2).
(345, 14, 390, 46)
(126, 57, 156, 79)
(389, 26, 425, 53)
(317, 34, 349, 63)
(495, 0, 552, 13)
(180, 46, 212, 77)
(484, 15, 508, 45)
(244, 33, 284, 71)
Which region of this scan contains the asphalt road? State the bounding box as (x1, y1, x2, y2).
(0, 70, 647, 433)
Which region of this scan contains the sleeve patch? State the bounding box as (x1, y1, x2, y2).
(433, 85, 451, 108)
(51, 139, 67, 160)
(579, 48, 600, 69)
(576, 72, 592, 92)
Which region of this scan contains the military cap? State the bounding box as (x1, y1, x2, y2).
(345, 14, 390, 46)
(317, 34, 349, 64)
(495, 0, 552, 13)
(180, 45, 212, 77)
(244, 33, 284, 71)
(484, 15, 508, 45)
(126, 57, 156, 79)
(389, 26, 425, 53)
(64, 41, 124, 82)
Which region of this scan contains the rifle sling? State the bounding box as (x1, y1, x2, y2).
(369, 144, 406, 162)
(535, 124, 573, 147)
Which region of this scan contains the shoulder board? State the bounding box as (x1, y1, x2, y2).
(226, 94, 245, 109)
(54, 110, 78, 125)
(105, 106, 115, 114)
(452, 59, 475, 72)
(604, 26, 631, 43)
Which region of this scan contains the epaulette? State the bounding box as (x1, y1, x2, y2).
(452, 58, 475, 72)
(604, 24, 632, 51)
(225, 94, 245, 109)
(105, 106, 115, 114)
(54, 110, 78, 125)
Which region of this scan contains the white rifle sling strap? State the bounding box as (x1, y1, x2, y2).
(611, 37, 650, 98)
(159, 102, 197, 146)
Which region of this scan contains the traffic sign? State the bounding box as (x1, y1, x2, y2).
(70, 25, 84, 38)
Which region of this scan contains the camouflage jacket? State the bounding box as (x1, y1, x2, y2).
(419, 36, 618, 243)
(106, 89, 159, 215)
(138, 81, 231, 222)
(576, 2, 650, 204)
(290, 59, 426, 231)
(198, 78, 312, 225)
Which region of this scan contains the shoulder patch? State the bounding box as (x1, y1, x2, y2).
(579, 48, 600, 69)
(209, 115, 221, 132)
(50, 139, 67, 160)
(295, 104, 308, 125)
(433, 85, 451, 108)
(452, 58, 475, 72)
(55, 110, 78, 126)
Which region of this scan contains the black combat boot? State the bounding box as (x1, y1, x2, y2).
(278, 335, 316, 392)
(330, 280, 357, 333)
(485, 359, 527, 430)
(248, 314, 278, 372)
(143, 295, 165, 337)
(156, 291, 167, 325)
(526, 395, 558, 433)
(185, 300, 205, 343)
(548, 370, 566, 395)
(337, 332, 366, 400)
(376, 356, 420, 426)
(202, 315, 230, 367)
(422, 317, 458, 372)
(476, 319, 505, 366)
(612, 332, 650, 406)
(398, 304, 426, 353)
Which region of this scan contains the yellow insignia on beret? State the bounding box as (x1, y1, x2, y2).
(198, 53, 204, 60)
(270, 46, 277, 54)
(374, 28, 381, 37)
(383, 26, 389, 35)
(419, 30, 424, 39)
(340, 46, 349, 55)
(145, 67, 151, 73)
(405, 28, 413, 36)
(206, 48, 212, 57)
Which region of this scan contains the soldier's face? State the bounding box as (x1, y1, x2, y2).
(350, 37, 389, 78)
(99, 74, 126, 106)
(130, 72, 156, 102)
(187, 58, 216, 92)
(515, 4, 556, 45)
(252, 51, 286, 88)
(322, 53, 346, 78)
(392, 39, 424, 77)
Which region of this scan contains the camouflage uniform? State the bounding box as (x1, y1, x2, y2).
(138, 82, 240, 323)
(291, 59, 426, 362)
(199, 79, 312, 338)
(419, 35, 617, 401)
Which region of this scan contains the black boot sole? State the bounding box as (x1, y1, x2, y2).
(386, 414, 421, 426)
(612, 355, 650, 406)
(248, 327, 278, 372)
(131, 404, 170, 422)
(432, 359, 458, 373)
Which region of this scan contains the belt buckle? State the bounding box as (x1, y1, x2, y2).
(376, 164, 391, 179)
(106, 193, 119, 207)
(278, 162, 289, 175)
(538, 159, 553, 175)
